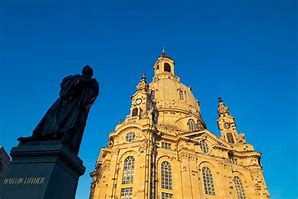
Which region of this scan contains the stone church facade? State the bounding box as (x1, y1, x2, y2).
(89, 51, 270, 199)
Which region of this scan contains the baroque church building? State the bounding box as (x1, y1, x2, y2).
(89, 51, 270, 199)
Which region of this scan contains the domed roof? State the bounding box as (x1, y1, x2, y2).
(149, 77, 201, 116)
(148, 75, 206, 132)
(160, 51, 173, 60)
(147, 51, 206, 132)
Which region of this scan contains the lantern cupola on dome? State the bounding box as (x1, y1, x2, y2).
(153, 48, 175, 77)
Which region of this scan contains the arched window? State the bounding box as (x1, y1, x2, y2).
(233, 176, 246, 199)
(161, 161, 172, 189)
(164, 63, 171, 72)
(122, 156, 135, 184)
(200, 141, 209, 154)
(157, 65, 159, 70)
(179, 90, 184, 100)
(131, 108, 138, 117)
(228, 151, 237, 164)
(202, 167, 215, 195)
(226, 133, 235, 143)
(188, 119, 196, 131)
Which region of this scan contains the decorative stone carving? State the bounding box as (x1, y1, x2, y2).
(178, 151, 197, 161)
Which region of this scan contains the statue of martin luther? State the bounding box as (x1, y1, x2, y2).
(18, 65, 99, 154)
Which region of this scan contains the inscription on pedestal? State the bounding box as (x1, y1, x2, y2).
(2, 177, 46, 185)
(0, 142, 86, 199)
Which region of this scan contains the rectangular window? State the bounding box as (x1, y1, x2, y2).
(161, 142, 171, 150)
(179, 90, 184, 100)
(161, 192, 173, 199)
(120, 188, 133, 199)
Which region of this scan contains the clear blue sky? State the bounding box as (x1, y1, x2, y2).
(0, 0, 296, 198)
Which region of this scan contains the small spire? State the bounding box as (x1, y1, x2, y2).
(160, 47, 166, 57)
(137, 73, 148, 91)
(217, 96, 229, 116)
(159, 47, 173, 60)
(141, 73, 146, 80)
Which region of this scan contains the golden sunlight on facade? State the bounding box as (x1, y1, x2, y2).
(89, 51, 270, 199)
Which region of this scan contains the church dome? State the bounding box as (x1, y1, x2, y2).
(149, 78, 201, 116)
(148, 51, 206, 132)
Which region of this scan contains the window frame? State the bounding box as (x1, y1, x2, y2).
(125, 132, 136, 142)
(200, 141, 209, 154)
(164, 63, 171, 72)
(228, 151, 237, 164)
(161, 142, 171, 150)
(122, 156, 135, 184)
(233, 176, 246, 199)
(120, 187, 133, 199)
(161, 192, 173, 199)
(179, 90, 184, 100)
(202, 166, 216, 195)
(131, 107, 138, 117)
(161, 161, 173, 190)
(226, 132, 235, 143)
(187, 119, 196, 131)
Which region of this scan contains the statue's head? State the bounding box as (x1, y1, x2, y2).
(82, 65, 93, 77)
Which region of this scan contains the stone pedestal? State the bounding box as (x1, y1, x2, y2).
(0, 141, 85, 199)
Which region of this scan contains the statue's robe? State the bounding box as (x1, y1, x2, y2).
(33, 74, 99, 154)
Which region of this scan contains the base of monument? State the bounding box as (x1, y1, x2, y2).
(0, 141, 85, 199)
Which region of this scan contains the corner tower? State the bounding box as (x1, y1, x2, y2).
(217, 97, 246, 145)
(130, 73, 149, 118)
(90, 51, 270, 199)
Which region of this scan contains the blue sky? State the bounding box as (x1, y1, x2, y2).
(0, 0, 296, 198)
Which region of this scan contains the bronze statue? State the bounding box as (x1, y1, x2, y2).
(18, 65, 99, 154)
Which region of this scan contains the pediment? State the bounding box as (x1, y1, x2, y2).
(182, 129, 231, 149)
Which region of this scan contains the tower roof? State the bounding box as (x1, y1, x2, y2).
(136, 73, 148, 91)
(217, 96, 230, 117)
(159, 48, 173, 60)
